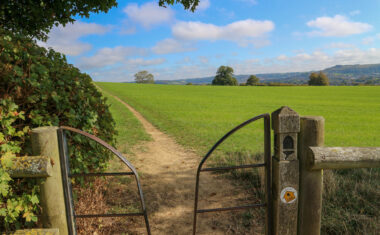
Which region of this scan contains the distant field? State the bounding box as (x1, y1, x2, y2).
(97, 82, 379, 234)
(98, 83, 380, 153)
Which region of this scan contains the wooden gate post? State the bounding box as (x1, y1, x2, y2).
(271, 106, 300, 235)
(297, 116, 324, 235)
(31, 127, 68, 235)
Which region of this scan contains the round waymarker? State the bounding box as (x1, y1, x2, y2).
(280, 187, 297, 204)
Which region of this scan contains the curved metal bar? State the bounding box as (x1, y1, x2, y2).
(198, 113, 269, 170)
(59, 126, 151, 235)
(192, 113, 270, 235)
(60, 126, 139, 174)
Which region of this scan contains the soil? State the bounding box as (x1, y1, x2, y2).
(97, 94, 264, 234)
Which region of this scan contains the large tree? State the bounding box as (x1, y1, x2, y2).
(246, 75, 260, 86)
(308, 72, 329, 86)
(0, 0, 200, 41)
(135, 71, 155, 84)
(212, 66, 238, 86)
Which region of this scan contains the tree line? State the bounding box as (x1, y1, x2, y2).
(210, 65, 329, 86)
(137, 66, 330, 86)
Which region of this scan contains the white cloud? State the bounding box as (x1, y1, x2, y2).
(38, 22, 110, 56)
(276, 55, 288, 61)
(79, 46, 148, 69)
(124, 2, 174, 28)
(172, 19, 274, 46)
(325, 42, 355, 49)
(307, 15, 372, 37)
(126, 58, 166, 66)
(197, 0, 210, 10)
(362, 37, 375, 45)
(90, 47, 380, 82)
(152, 38, 196, 54)
(233, 47, 380, 75)
(362, 34, 380, 45)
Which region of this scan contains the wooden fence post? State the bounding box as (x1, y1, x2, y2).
(271, 106, 300, 235)
(31, 127, 68, 235)
(297, 116, 324, 235)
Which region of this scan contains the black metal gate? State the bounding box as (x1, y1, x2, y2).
(192, 114, 272, 235)
(57, 126, 151, 235)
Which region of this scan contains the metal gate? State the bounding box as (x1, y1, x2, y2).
(57, 126, 151, 235)
(192, 114, 272, 235)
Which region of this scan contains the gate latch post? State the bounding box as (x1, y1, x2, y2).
(271, 106, 300, 235)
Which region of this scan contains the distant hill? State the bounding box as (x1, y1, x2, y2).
(154, 63, 380, 85)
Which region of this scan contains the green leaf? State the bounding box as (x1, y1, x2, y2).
(0, 182, 10, 196)
(30, 195, 39, 205)
(0, 208, 7, 216)
(1, 152, 15, 168)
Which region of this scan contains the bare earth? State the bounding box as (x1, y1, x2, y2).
(110, 94, 263, 235)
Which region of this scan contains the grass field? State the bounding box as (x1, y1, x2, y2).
(97, 82, 379, 234)
(101, 89, 151, 153)
(98, 83, 380, 152)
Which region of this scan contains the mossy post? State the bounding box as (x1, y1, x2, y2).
(297, 116, 324, 235)
(271, 107, 300, 235)
(31, 127, 68, 235)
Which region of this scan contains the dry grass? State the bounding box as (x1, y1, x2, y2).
(73, 177, 145, 235)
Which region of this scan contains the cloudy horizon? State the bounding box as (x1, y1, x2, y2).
(39, 0, 380, 82)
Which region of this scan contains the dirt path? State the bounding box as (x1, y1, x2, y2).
(109, 94, 263, 235)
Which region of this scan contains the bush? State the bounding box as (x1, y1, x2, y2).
(308, 72, 329, 86)
(0, 30, 116, 231)
(246, 75, 260, 86)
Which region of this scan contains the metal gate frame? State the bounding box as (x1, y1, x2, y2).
(57, 126, 151, 235)
(192, 113, 272, 235)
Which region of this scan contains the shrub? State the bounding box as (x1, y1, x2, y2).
(246, 75, 260, 86)
(308, 72, 329, 86)
(0, 30, 116, 231)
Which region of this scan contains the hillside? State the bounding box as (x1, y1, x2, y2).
(154, 63, 380, 85)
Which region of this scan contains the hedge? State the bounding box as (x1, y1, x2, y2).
(0, 30, 116, 231)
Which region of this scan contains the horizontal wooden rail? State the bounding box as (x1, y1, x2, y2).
(7, 156, 52, 178)
(308, 147, 380, 170)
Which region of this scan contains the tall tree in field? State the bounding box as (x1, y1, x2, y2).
(308, 72, 329, 86)
(212, 66, 238, 86)
(246, 75, 260, 86)
(0, 0, 199, 40)
(135, 71, 155, 84)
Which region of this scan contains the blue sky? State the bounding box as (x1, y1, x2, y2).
(39, 0, 380, 82)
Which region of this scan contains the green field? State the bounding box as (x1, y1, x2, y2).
(98, 83, 380, 234)
(101, 89, 151, 153)
(98, 83, 380, 152)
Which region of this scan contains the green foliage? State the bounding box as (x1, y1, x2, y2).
(0, 0, 201, 41)
(0, 30, 116, 231)
(134, 70, 155, 84)
(212, 66, 238, 86)
(158, 0, 200, 11)
(246, 75, 260, 86)
(308, 72, 330, 86)
(0, 99, 40, 230)
(0, 0, 118, 41)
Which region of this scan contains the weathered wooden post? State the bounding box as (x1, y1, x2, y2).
(297, 115, 380, 235)
(297, 116, 324, 235)
(31, 127, 68, 235)
(271, 106, 300, 235)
